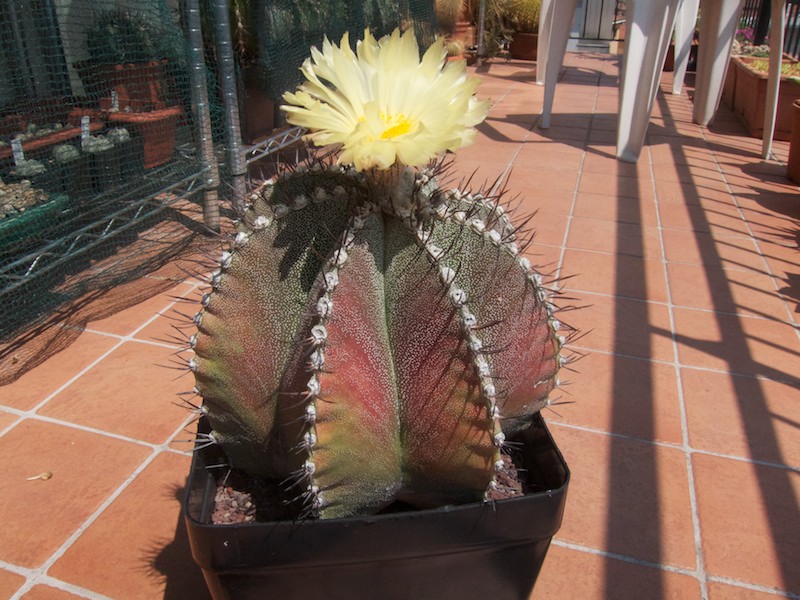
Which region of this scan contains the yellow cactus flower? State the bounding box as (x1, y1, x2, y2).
(281, 28, 490, 171)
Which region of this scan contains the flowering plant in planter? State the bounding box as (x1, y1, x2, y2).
(187, 27, 573, 522)
(184, 28, 574, 599)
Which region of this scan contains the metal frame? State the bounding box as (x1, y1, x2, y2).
(0, 162, 208, 300)
(244, 126, 305, 165)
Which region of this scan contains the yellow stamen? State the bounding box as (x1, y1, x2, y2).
(381, 114, 412, 140)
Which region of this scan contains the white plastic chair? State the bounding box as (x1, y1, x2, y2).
(538, 0, 683, 162)
(537, 0, 788, 162)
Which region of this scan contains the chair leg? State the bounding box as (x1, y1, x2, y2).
(536, 0, 553, 86)
(540, 0, 578, 129)
(617, 0, 681, 162)
(672, 0, 700, 95)
(692, 0, 745, 126)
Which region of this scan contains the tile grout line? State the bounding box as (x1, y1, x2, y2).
(693, 108, 800, 340)
(3, 282, 203, 599)
(548, 419, 799, 474)
(650, 92, 712, 599)
(552, 538, 800, 598)
(1, 281, 203, 432)
(9, 412, 199, 600)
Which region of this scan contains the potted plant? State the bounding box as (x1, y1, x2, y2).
(75, 8, 175, 108)
(182, 29, 573, 599)
(106, 106, 180, 169)
(52, 143, 88, 199)
(436, 0, 467, 35)
(722, 28, 771, 111)
(507, 0, 541, 61)
(0, 178, 70, 254)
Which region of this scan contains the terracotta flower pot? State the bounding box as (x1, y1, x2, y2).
(509, 32, 538, 61)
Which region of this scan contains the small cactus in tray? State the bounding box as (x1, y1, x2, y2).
(185, 29, 575, 520)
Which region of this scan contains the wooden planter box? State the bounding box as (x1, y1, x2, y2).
(730, 55, 800, 141)
(74, 59, 175, 106)
(721, 58, 738, 110)
(0, 122, 103, 162)
(107, 106, 180, 168)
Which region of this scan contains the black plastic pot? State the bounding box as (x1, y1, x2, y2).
(184, 414, 569, 600)
(85, 147, 120, 195)
(54, 154, 90, 200)
(116, 136, 145, 181)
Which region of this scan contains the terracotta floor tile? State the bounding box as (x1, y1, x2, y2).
(0, 420, 149, 568)
(737, 194, 800, 226)
(567, 293, 675, 362)
(533, 545, 702, 599)
(587, 128, 617, 145)
(566, 217, 663, 260)
(49, 452, 210, 600)
(509, 173, 579, 210)
(509, 161, 581, 189)
(21, 585, 87, 599)
(562, 248, 668, 303)
(449, 158, 513, 184)
(581, 152, 650, 179)
(548, 425, 696, 568)
(693, 454, 800, 594)
(525, 211, 569, 246)
(590, 114, 619, 132)
(672, 308, 800, 380)
(548, 352, 683, 444)
(658, 201, 751, 238)
(661, 228, 766, 272)
(524, 243, 563, 275)
(134, 287, 203, 346)
(0, 410, 19, 431)
(648, 140, 712, 167)
(516, 140, 585, 161)
(707, 581, 788, 600)
(654, 179, 733, 206)
(513, 146, 584, 173)
(0, 332, 118, 411)
(0, 569, 25, 598)
(478, 118, 535, 145)
(651, 161, 727, 186)
(667, 262, 791, 320)
(682, 369, 800, 468)
(761, 240, 800, 281)
(747, 220, 800, 254)
(39, 341, 195, 444)
(87, 282, 195, 337)
(578, 172, 655, 201)
(572, 191, 660, 227)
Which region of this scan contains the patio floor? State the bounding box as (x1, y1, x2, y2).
(0, 52, 798, 600)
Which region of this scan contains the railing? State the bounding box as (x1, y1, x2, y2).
(738, 0, 800, 60)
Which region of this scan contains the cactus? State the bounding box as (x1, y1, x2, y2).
(187, 28, 572, 520)
(189, 163, 570, 519)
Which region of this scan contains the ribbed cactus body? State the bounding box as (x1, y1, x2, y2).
(191, 165, 563, 519)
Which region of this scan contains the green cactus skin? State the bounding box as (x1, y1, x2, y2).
(189, 161, 569, 519)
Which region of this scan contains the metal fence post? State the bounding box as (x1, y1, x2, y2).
(213, 0, 248, 215)
(185, 0, 222, 232)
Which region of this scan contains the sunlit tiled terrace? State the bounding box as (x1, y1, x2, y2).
(0, 52, 798, 599)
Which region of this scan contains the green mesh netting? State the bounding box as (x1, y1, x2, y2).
(0, 0, 211, 356)
(244, 0, 439, 101)
(0, 0, 443, 382)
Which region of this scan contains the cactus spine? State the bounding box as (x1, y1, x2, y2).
(190, 162, 568, 519)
